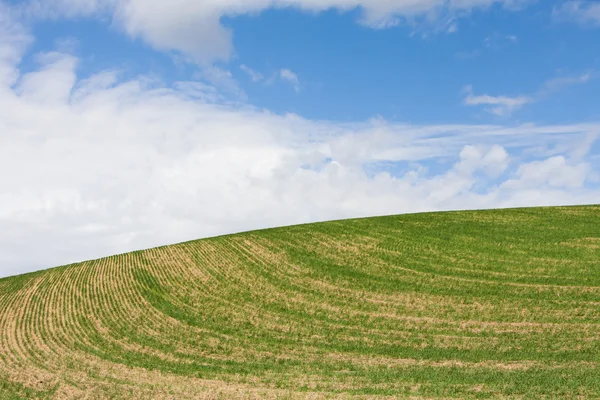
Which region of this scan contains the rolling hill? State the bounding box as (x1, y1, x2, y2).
(1, 206, 600, 399)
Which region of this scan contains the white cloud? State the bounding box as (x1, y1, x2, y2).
(195, 66, 246, 100)
(16, 51, 78, 104)
(16, 0, 535, 64)
(240, 64, 264, 82)
(0, 45, 599, 277)
(0, 2, 32, 87)
(464, 71, 594, 116)
(456, 32, 517, 59)
(501, 156, 591, 189)
(553, 1, 600, 27)
(483, 32, 519, 48)
(463, 85, 531, 116)
(280, 68, 300, 92)
(0, 6, 599, 278)
(541, 71, 592, 94)
(455, 144, 510, 177)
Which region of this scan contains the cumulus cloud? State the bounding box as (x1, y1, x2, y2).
(501, 156, 591, 189)
(1, 3, 599, 278)
(456, 145, 510, 177)
(1, 44, 599, 277)
(16, 0, 535, 64)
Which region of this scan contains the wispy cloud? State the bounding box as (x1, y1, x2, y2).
(280, 68, 301, 92)
(553, 1, 600, 27)
(195, 66, 246, 100)
(456, 32, 518, 60)
(463, 85, 532, 116)
(464, 71, 595, 116)
(0, 2, 32, 86)
(483, 33, 519, 48)
(540, 71, 592, 94)
(240, 64, 264, 82)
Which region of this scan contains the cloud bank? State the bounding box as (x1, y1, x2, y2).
(1, 0, 599, 278)
(1, 49, 599, 276)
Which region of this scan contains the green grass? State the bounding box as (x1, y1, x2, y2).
(1, 205, 599, 398)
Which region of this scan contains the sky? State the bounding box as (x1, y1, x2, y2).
(1, 0, 600, 278)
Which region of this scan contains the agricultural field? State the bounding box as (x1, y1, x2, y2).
(1, 206, 600, 399)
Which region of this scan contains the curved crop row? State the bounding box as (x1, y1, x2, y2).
(1, 206, 600, 398)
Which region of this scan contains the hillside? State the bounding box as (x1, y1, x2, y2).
(1, 206, 600, 399)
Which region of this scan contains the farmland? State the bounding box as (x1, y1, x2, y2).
(1, 206, 600, 398)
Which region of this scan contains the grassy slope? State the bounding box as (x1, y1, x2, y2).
(1, 206, 600, 399)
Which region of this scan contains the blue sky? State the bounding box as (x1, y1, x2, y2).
(1, 0, 600, 277)
(230, 3, 599, 123)
(19, 1, 600, 123)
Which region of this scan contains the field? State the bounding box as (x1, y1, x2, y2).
(1, 206, 600, 399)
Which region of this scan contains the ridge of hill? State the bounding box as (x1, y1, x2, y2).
(1, 206, 600, 399)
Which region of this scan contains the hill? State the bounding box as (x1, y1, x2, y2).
(1, 206, 600, 399)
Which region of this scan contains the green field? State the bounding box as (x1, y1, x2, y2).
(1, 206, 600, 399)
